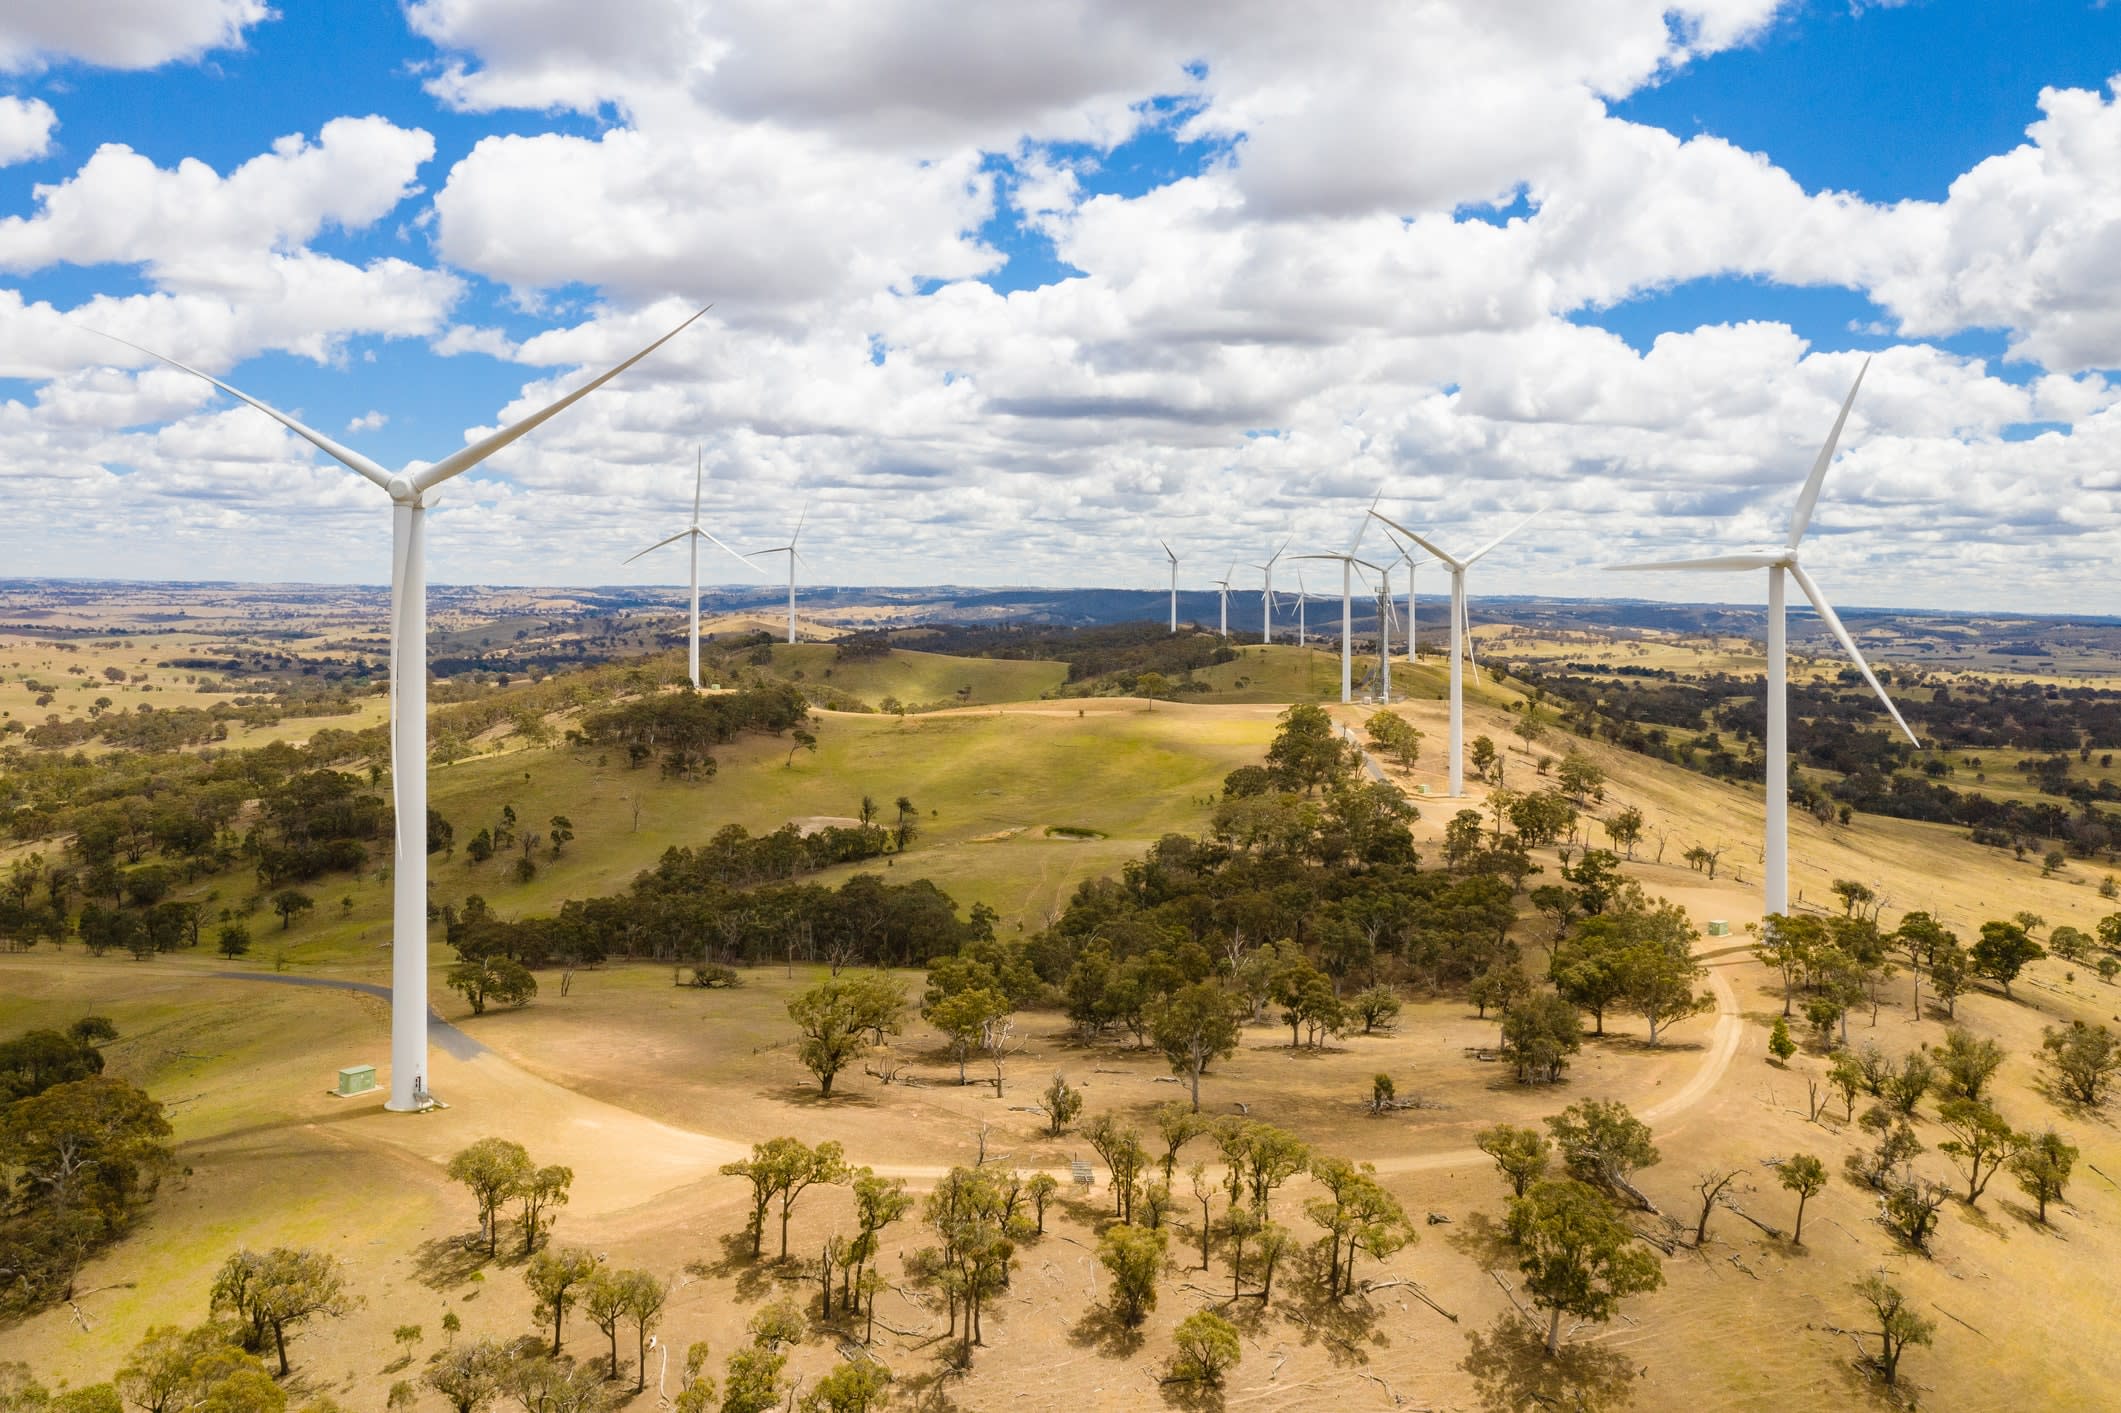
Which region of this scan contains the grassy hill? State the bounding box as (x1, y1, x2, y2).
(765, 642, 1069, 708)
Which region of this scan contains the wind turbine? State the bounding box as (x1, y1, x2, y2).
(1291, 531, 1386, 705)
(624, 447, 758, 688)
(1398, 546, 1423, 664)
(1370, 564, 1398, 702)
(1161, 541, 1180, 633)
(1250, 538, 1292, 646)
(1294, 568, 1309, 647)
(748, 504, 811, 644)
(94, 307, 712, 1112)
(1606, 361, 1913, 915)
(1213, 564, 1235, 638)
(1367, 506, 1540, 796)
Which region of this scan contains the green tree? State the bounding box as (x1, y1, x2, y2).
(446, 956, 537, 1016)
(546, 815, 575, 857)
(1097, 1223, 1167, 1325)
(523, 1246, 598, 1357)
(209, 1246, 359, 1376)
(718, 1348, 786, 1413)
(787, 976, 906, 1096)
(583, 1271, 630, 1380)
(2010, 1127, 2077, 1223)
(1507, 1180, 1666, 1356)
(1603, 805, 1644, 859)
(748, 1296, 806, 1350)
(1363, 711, 1422, 768)
(1767, 1016, 1796, 1064)
(1499, 993, 1582, 1083)
(1476, 1123, 1552, 1197)
(1349, 984, 1402, 1033)
(215, 923, 251, 960)
(2041, 1021, 2121, 1106)
(1971, 920, 2044, 997)
(718, 1137, 848, 1260)
(926, 988, 1009, 1085)
(799, 1362, 891, 1413)
(270, 889, 314, 930)
(1853, 1273, 1932, 1388)
(1169, 1309, 1242, 1385)
(1265, 704, 1358, 793)
(1932, 1025, 2005, 1102)
(1778, 1154, 1827, 1246)
(446, 1137, 531, 1258)
(1935, 1098, 2024, 1205)
(116, 1324, 280, 1413)
(1148, 981, 1243, 1112)
(515, 1163, 574, 1253)
(1545, 1100, 1659, 1209)
(1040, 1072, 1083, 1136)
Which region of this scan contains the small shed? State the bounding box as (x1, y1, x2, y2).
(1706, 920, 1730, 938)
(337, 1064, 377, 1097)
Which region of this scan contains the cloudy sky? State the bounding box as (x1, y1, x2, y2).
(0, 0, 2117, 613)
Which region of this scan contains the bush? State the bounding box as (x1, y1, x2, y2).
(1169, 1309, 1241, 1384)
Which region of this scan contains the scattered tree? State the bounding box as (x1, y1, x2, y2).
(1507, 1180, 1666, 1356)
(1853, 1273, 1933, 1388)
(1778, 1154, 1827, 1246)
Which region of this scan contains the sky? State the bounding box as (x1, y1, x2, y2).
(0, 0, 2118, 614)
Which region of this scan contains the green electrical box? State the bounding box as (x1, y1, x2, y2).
(337, 1064, 377, 1096)
(1706, 920, 1730, 937)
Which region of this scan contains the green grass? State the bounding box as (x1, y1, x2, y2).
(766, 643, 1068, 708)
(145, 700, 1278, 975)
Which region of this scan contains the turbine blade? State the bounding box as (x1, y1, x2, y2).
(1160, 539, 1176, 563)
(1605, 553, 1783, 572)
(692, 446, 704, 524)
(1462, 508, 1543, 567)
(1789, 563, 1918, 747)
(85, 330, 394, 491)
(1369, 509, 1460, 569)
(789, 501, 809, 545)
(1789, 358, 1869, 549)
(698, 526, 765, 575)
(412, 305, 711, 493)
(623, 529, 691, 564)
(1348, 487, 1382, 554)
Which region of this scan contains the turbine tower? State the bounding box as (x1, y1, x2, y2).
(747, 504, 811, 645)
(1400, 549, 1421, 663)
(1250, 538, 1291, 646)
(1607, 361, 1913, 915)
(624, 447, 758, 688)
(1290, 546, 1384, 704)
(1372, 566, 1401, 702)
(97, 308, 711, 1112)
(1161, 540, 1180, 633)
(1294, 568, 1308, 647)
(1368, 506, 1540, 796)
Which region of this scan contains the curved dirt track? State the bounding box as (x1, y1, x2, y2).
(242, 945, 1750, 1190)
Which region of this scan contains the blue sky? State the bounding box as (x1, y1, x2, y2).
(1, 1, 2118, 608)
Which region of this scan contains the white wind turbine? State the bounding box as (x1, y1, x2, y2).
(624, 447, 759, 688)
(1607, 361, 1914, 915)
(747, 504, 811, 644)
(1397, 545, 1424, 664)
(1213, 564, 1235, 638)
(1367, 506, 1540, 796)
(1249, 538, 1292, 646)
(96, 307, 711, 1112)
(1291, 500, 1385, 705)
(1161, 540, 1180, 633)
(1370, 564, 1398, 702)
(1294, 568, 1309, 646)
